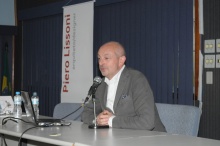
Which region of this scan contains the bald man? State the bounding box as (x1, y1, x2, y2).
(82, 41, 166, 132)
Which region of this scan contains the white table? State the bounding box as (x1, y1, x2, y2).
(0, 119, 167, 146)
(0, 116, 219, 146)
(94, 134, 220, 146)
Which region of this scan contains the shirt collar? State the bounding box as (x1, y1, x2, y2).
(105, 65, 125, 85)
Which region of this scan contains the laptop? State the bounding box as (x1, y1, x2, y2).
(21, 91, 71, 127)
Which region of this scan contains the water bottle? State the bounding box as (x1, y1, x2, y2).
(13, 91, 22, 119)
(31, 92, 39, 119)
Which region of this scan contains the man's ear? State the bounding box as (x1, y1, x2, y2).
(119, 56, 126, 66)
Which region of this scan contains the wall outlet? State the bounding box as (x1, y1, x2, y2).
(216, 54, 220, 68)
(204, 39, 215, 53)
(216, 39, 220, 53)
(204, 55, 215, 68)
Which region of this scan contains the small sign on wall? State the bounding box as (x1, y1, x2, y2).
(0, 96, 14, 115)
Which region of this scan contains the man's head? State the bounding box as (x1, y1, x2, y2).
(98, 41, 126, 80)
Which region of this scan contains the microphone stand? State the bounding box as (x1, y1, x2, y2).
(89, 94, 97, 129)
(88, 93, 109, 129)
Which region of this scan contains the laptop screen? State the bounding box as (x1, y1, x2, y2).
(21, 91, 38, 124)
(21, 91, 68, 127)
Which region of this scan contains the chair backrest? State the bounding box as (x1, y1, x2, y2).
(53, 103, 84, 121)
(156, 103, 201, 136)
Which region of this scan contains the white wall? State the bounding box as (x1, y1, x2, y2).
(0, 0, 15, 26)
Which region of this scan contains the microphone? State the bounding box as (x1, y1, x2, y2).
(83, 76, 102, 104)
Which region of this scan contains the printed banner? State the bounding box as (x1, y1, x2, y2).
(61, 1, 94, 103)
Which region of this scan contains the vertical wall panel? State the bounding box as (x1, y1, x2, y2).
(199, 0, 220, 140)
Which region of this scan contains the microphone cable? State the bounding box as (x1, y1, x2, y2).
(60, 104, 83, 120)
(61, 76, 101, 120)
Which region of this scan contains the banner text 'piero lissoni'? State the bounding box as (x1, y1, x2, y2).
(63, 14, 71, 92)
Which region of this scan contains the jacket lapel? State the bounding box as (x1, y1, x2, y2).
(96, 81, 108, 110)
(113, 67, 129, 112)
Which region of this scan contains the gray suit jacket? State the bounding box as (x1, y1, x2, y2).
(82, 67, 166, 132)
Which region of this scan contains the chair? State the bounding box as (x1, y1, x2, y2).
(156, 103, 201, 136)
(53, 103, 84, 121)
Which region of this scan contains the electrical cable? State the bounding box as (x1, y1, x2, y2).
(1, 117, 35, 146)
(0, 134, 8, 146)
(1, 117, 33, 125)
(17, 126, 38, 146)
(3, 135, 7, 146)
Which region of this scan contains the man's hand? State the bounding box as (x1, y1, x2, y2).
(96, 110, 113, 126)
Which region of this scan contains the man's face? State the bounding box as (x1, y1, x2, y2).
(98, 45, 123, 80)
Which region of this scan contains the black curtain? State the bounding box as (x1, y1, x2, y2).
(94, 0, 193, 105)
(22, 14, 63, 116)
